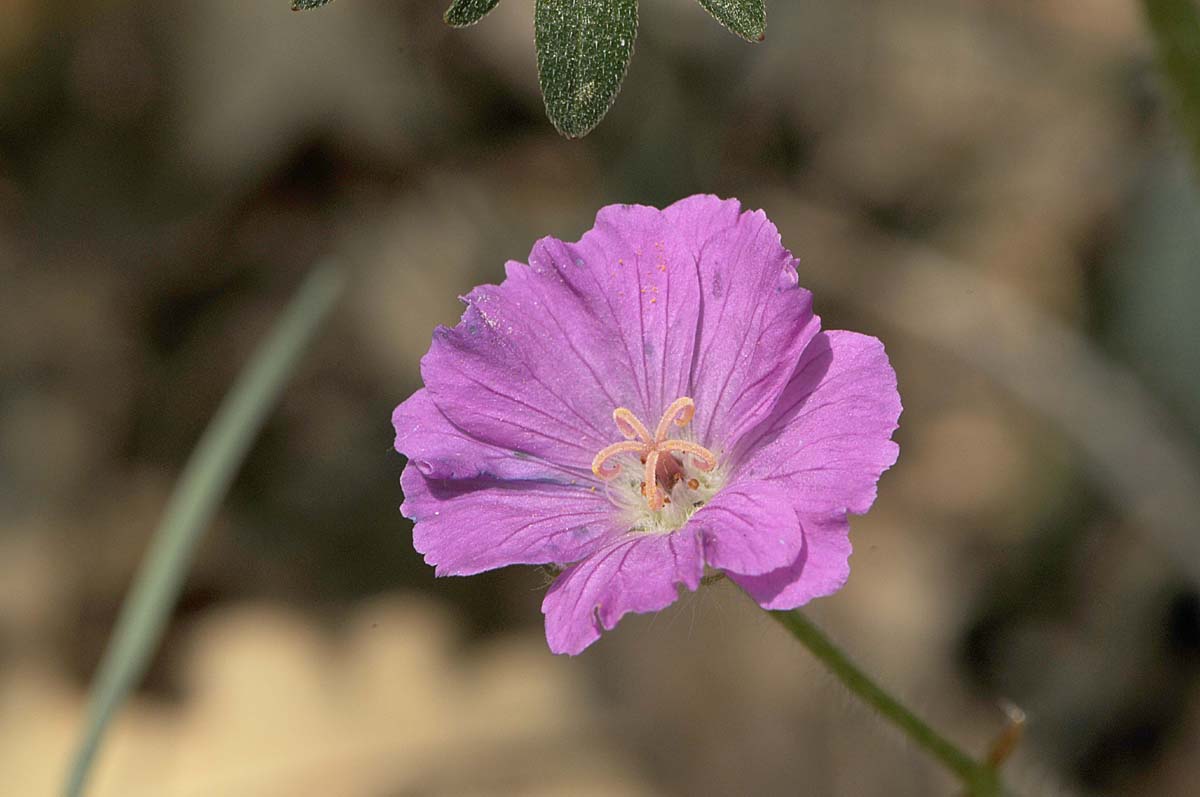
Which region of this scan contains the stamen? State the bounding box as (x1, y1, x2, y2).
(613, 408, 651, 442)
(592, 397, 720, 512)
(643, 449, 663, 510)
(661, 439, 718, 472)
(591, 440, 646, 479)
(653, 397, 695, 442)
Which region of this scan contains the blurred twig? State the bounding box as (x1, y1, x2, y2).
(984, 701, 1026, 769)
(1143, 0, 1200, 170)
(62, 262, 345, 797)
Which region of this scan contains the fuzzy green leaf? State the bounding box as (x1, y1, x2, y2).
(445, 0, 502, 27)
(291, 0, 335, 10)
(535, 0, 638, 138)
(697, 0, 765, 41)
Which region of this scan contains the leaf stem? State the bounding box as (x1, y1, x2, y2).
(62, 262, 344, 797)
(770, 609, 1003, 796)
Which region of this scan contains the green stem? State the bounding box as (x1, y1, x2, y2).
(1142, 0, 1200, 170)
(771, 610, 1002, 797)
(62, 263, 344, 797)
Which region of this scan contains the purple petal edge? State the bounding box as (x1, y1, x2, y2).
(541, 526, 705, 655)
(730, 512, 853, 610)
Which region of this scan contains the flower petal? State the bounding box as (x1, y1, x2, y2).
(690, 480, 804, 576)
(735, 330, 901, 515)
(664, 195, 822, 452)
(401, 466, 617, 576)
(393, 389, 574, 481)
(729, 512, 852, 610)
(420, 287, 613, 473)
(541, 527, 705, 655)
(531, 202, 705, 423)
(420, 203, 705, 471)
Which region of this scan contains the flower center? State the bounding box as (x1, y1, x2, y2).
(591, 397, 719, 512)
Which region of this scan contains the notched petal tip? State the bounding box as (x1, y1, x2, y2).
(730, 514, 853, 610)
(542, 528, 705, 654)
(401, 459, 617, 578)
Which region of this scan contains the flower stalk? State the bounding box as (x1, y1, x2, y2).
(770, 609, 1003, 797)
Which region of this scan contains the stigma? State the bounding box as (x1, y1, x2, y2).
(591, 397, 719, 512)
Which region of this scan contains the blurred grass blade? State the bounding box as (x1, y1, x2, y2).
(63, 263, 344, 797)
(291, 0, 336, 10)
(536, 0, 638, 138)
(697, 0, 766, 42)
(1143, 0, 1200, 171)
(445, 0, 502, 27)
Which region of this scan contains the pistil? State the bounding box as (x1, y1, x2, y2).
(591, 397, 719, 511)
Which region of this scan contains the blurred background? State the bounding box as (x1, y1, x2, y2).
(2, 0, 1200, 794)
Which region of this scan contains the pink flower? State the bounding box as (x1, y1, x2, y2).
(393, 196, 901, 654)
